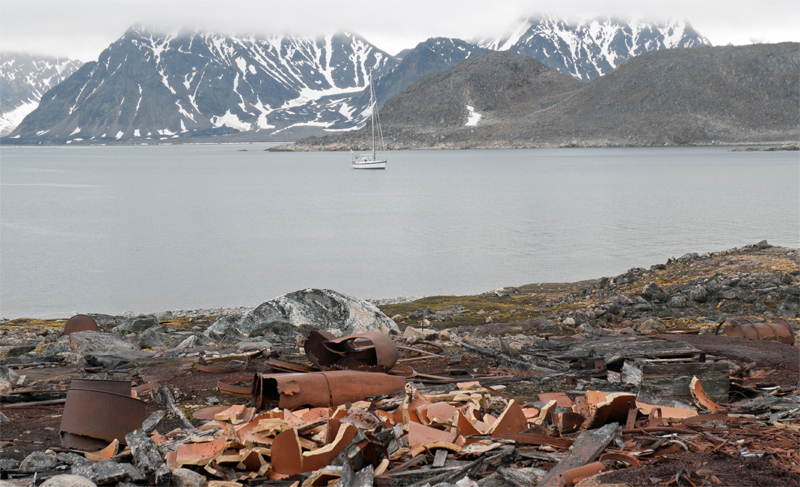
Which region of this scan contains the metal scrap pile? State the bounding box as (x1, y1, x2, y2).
(2, 326, 799, 487)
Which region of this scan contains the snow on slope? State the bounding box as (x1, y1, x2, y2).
(0, 53, 83, 136)
(477, 16, 711, 80)
(7, 25, 398, 142)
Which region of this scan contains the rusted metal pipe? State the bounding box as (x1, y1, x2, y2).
(252, 370, 406, 410)
(720, 318, 794, 345)
(559, 462, 605, 487)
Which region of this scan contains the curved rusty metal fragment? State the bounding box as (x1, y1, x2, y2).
(304, 331, 399, 372)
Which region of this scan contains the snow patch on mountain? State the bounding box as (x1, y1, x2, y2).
(477, 15, 711, 80)
(0, 53, 83, 136)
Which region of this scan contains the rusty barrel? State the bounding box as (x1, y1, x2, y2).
(63, 314, 98, 335)
(60, 379, 145, 450)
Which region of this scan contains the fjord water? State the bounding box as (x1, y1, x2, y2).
(1, 144, 798, 318)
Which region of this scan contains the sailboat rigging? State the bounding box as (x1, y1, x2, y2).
(351, 72, 386, 169)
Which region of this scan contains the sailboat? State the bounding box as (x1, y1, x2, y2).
(351, 72, 386, 169)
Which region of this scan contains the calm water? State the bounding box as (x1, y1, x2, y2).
(1, 144, 798, 318)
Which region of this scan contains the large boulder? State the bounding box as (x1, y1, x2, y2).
(205, 289, 399, 343)
(116, 315, 160, 333)
(68, 331, 137, 355)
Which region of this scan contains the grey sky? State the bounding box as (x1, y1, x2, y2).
(1, 0, 798, 61)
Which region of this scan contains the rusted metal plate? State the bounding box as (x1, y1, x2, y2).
(63, 314, 99, 335)
(60, 388, 146, 450)
(253, 370, 406, 410)
(217, 374, 253, 398)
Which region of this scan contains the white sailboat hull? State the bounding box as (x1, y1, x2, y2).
(351, 159, 386, 169)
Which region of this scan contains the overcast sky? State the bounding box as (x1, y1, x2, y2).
(1, 0, 799, 61)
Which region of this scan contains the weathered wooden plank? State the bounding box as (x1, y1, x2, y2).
(622, 361, 729, 402)
(544, 336, 701, 363)
(538, 422, 620, 487)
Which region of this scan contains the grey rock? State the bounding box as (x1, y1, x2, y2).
(205, 288, 399, 343)
(716, 289, 739, 300)
(677, 252, 699, 263)
(669, 295, 687, 308)
(40, 475, 98, 487)
(637, 318, 666, 333)
(170, 468, 205, 487)
(125, 429, 170, 485)
(0, 364, 19, 382)
(83, 351, 149, 369)
(117, 315, 160, 333)
(0, 411, 9, 424)
(3, 344, 37, 357)
(137, 326, 167, 349)
(402, 326, 438, 341)
(641, 282, 668, 302)
(153, 310, 174, 321)
(776, 302, 798, 318)
(87, 314, 121, 327)
(234, 339, 273, 352)
(69, 331, 137, 355)
(142, 411, 167, 433)
(172, 334, 209, 349)
(92, 460, 130, 485)
(43, 342, 72, 356)
(689, 285, 709, 303)
(19, 450, 56, 472)
(0, 458, 18, 470)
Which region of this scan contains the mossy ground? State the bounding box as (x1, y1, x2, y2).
(380, 247, 800, 332)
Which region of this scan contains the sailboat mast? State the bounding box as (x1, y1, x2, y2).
(370, 72, 376, 160)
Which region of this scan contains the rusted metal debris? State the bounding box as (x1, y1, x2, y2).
(304, 330, 399, 372)
(252, 370, 407, 409)
(62, 314, 99, 335)
(720, 318, 795, 345)
(8, 327, 797, 486)
(60, 379, 145, 451)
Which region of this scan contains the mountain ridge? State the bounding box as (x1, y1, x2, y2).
(294, 42, 799, 150)
(1, 16, 716, 145)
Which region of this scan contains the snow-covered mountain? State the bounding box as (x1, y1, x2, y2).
(0, 53, 83, 136)
(477, 16, 711, 80)
(6, 25, 398, 143)
(3, 17, 713, 144)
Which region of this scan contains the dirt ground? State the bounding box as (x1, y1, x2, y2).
(595, 452, 800, 487)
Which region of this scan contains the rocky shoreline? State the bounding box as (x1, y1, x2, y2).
(1, 242, 798, 486)
(266, 140, 800, 152)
